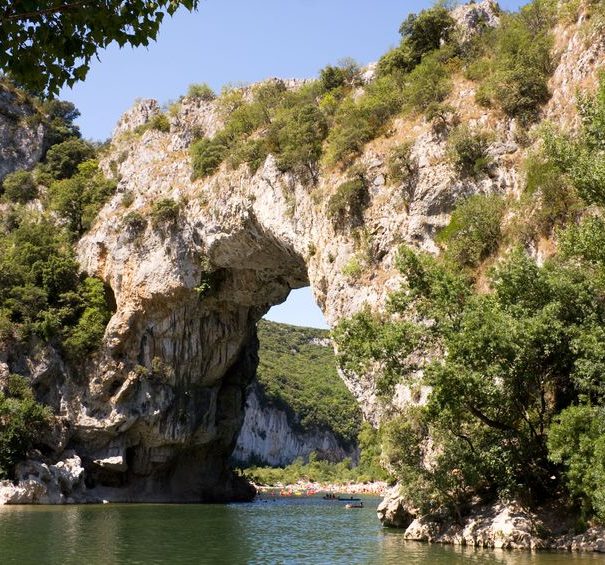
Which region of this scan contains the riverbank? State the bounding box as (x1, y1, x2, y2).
(378, 486, 605, 553)
(253, 480, 387, 497)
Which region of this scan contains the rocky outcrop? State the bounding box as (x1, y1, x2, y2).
(378, 490, 605, 553)
(377, 486, 415, 529)
(0, 83, 45, 181)
(0, 452, 85, 504)
(232, 383, 352, 466)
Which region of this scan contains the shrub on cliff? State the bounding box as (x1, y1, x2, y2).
(150, 198, 180, 227)
(0, 375, 51, 479)
(62, 277, 112, 360)
(42, 138, 96, 181)
(267, 103, 328, 181)
(2, 170, 37, 203)
(447, 126, 493, 178)
(327, 174, 369, 229)
(319, 59, 361, 93)
(49, 160, 116, 237)
(187, 83, 216, 101)
(473, 0, 555, 122)
(323, 75, 403, 166)
(377, 5, 456, 77)
(190, 137, 228, 179)
(542, 75, 605, 207)
(436, 194, 504, 268)
(403, 52, 452, 113)
(0, 215, 113, 349)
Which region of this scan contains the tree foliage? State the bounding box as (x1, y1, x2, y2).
(436, 194, 504, 268)
(334, 236, 605, 517)
(0, 0, 200, 96)
(255, 320, 362, 448)
(49, 159, 116, 237)
(0, 375, 51, 479)
(377, 5, 455, 77)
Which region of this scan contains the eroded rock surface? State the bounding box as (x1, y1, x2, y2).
(232, 382, 353, 466)
(0, 84, 45, 181)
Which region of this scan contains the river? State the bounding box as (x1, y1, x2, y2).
(1, 496, 604, 564)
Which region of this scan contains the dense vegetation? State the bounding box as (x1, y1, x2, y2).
(256, 320, 361, 447)
(0, 87, 115, 478)
(333, 69, 605, 525)
(0, 375, 51, 480)
(183, 0, 559, 243)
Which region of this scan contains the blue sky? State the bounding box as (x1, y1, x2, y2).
(60, 0, 526, 328)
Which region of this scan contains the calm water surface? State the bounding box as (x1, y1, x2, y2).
(1, 496, 604, 564)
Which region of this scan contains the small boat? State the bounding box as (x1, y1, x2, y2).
(337, 496, 361, 502)
(345, 501, 364, 509)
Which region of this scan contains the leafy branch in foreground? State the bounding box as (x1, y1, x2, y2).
(0, 0, 200, 96)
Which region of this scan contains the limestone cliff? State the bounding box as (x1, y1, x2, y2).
(232, 382, 352, 467)
(1, 0, 604, 507)
(0, 82, 46, 181)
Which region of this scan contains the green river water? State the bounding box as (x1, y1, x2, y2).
(1, 496, 604, 564)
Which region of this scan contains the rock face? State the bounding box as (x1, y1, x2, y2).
(0, 2, 604, 507)
(0, 83, 46, 181)
(0, 453, 85, 504)
(376, 486, 415, 529)
(378, 490, 605, 552)
(232, 382, 352, 466)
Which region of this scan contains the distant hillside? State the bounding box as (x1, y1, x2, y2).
(255, 320, 361, 447)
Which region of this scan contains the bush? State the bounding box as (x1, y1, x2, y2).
(558, 216, 605, 266)
(342, 256, 363, 280)
(548, 405, 605, 521)
(319, 59, 360, 92)
(150, 198, 179, 227)
(437, 194, 505, 268)
(403, 52, 452, 112)
(135, 113, 170, 135)
(123, 211, 147, 234)
(227, 138, 268, 174)
(377, 5, 456, 77)
(40, 99, 81, 147)
(387, 142, 416, 185)
(43, 138, 96, 180)
(148, 113, 170, 133)
(472, 0, 555, 122)
(267, 103, 327, 180)
(187, 83, 216, 101)
(447, 126, 492, 178)
(324, 75, 403, 166)
(190, 137, 228, 179)
(2, 170, 37, 203)
(62, 277, 112, 360)
(542, 76, 605, 207)
(522, 152, 581, 235)
(48, 159, 116, 237)
(327, 175, 369, 229)
(0, 375, 51, 479)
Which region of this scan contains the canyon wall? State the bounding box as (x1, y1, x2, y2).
(1, 1, 604, 504)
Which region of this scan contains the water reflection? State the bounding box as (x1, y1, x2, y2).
(0, 499, 604, 564)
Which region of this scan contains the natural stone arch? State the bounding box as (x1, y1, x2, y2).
(77, 210, 312, 501)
